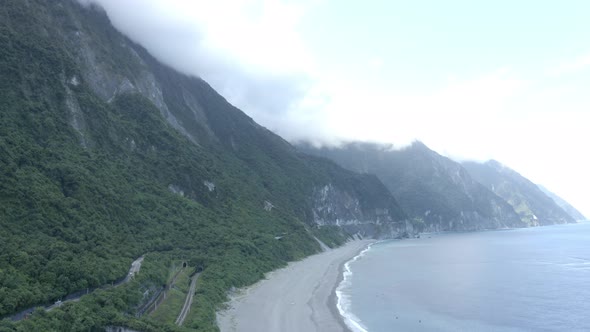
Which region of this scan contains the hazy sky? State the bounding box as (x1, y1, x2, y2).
(82, 0, 590, 217)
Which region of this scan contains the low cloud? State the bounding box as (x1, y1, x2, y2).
(76, 0, 529, 152)
(78, 0, 590, 216)
(79, 0, 316, 131)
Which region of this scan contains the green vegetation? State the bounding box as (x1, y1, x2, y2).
(0, 1, 318, 330)
(410, 217, 425, 233)
(311, 226, 350, 248)
(0, 1, 401, 331)
(149, 266, 194, 325)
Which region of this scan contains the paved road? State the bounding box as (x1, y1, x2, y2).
(9, 255, 145, 321)
(175, 273, 200, 326)
(49, 255, 145, 311)
(124, 256, 145, 283)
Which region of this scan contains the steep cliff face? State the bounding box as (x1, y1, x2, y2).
(307, 163, 409, 238)
(311, 183, 408, 237)
(300, 142, 525, 231)
(50, 0, 406, 231)
(0, 0, 408, 330)
(463, 161, 576, 225)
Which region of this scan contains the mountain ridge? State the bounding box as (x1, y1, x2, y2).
(298, 141, 526, 232)
(462, 160, 576, 225)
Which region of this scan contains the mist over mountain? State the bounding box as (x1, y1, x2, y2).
(538, 185, 586, 221)
(73, 0, 590, 222)
(462, 161, 576, 225)
(67, 0, 588, 225)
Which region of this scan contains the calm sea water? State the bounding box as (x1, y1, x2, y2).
(338, 222, 590, 332)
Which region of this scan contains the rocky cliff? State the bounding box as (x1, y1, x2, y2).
(299, 142, 526, 232)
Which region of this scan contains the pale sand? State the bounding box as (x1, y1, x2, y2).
(217, 240, 374, 332)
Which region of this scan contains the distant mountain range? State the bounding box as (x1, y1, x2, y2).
(299, 142, 524, 231)
(462, 160, 575, 225)
(537, 185, 585, 221)
(300, 142, 581, 230)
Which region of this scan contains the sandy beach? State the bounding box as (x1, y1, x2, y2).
(216, 240, 374, 332)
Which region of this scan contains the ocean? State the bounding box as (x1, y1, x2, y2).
(337, 222, 590, 332)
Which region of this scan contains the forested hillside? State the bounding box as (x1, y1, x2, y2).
(0, 1, 407, 331)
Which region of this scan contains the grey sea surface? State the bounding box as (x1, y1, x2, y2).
(341, 222, 590, 332)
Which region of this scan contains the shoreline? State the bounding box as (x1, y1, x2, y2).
(329, 254, 354, 332)
(216, 240, 373, 332)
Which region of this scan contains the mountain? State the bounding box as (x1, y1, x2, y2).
(538, 185, 586, 221)
(462, 160, 576, 225)
(0, 0, 407, 330)
(299, 142, 525, 232)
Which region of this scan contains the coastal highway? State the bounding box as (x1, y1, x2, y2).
(47, 255, 145, 311)
(123, 256, 145, 283)
(9, 255, 145, 321)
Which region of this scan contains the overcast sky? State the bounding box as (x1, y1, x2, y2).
(81, 0, 590, 217)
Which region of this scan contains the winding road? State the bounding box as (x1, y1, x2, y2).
(124, 256, 145, 283)
(9, 255, 145, 321)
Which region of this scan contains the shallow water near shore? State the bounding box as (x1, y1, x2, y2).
(339, 222, 590, 332)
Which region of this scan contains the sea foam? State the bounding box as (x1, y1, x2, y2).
(336, 242, 375, 332)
